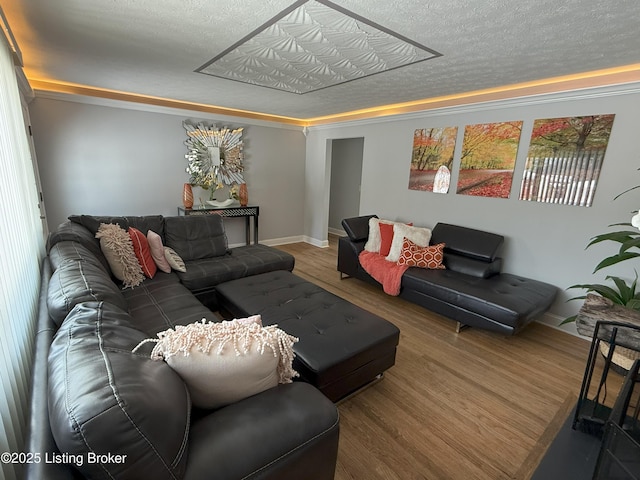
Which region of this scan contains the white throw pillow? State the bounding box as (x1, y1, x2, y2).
(164, 246, 186, 273)
(385, 224, 432, 262)
(364, 218, 404, 253)
(136, 317, 299, 409)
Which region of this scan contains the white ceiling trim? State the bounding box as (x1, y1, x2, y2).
(32, 90, 305, 131)
(32, 79, 640, 133)
(307, 81, 640, 131)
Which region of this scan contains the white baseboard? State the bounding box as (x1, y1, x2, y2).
(328, 227, 346, 237)
(260, 235, 305, 246)
(230, 235, 329, 248)
(228, 236, 305, 248)
(536, 311, 587, 340)
(303, 236, 329, 248)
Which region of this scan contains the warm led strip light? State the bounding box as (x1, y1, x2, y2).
(306, 64, 640, 125)
(29, 64, 640, 128)
(28, 78, 305, 126)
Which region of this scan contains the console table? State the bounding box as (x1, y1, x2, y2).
(177, 205, 259, 245)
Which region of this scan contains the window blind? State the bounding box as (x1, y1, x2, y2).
(0, 29, 45, 480)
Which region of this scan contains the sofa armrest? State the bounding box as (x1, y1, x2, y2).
(444, 254, 502, 278)
(25, 260, 79, 480)
(185, 382, 339, 480)
(341, 215, 377, 242)
(338, 236, 365, 277)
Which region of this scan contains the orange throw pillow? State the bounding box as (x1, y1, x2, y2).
(379, 222, 413, 257)
(397, 239, 446, 270)
(129, 227, 157, 278)
(379, 223, 395, 257)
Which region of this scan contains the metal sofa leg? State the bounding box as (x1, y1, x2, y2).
(456, 322, 469, 333)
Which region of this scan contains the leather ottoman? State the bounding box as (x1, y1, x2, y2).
(215, 270, 400, 401)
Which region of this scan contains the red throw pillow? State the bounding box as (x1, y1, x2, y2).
(128, 227, 157, 278)
(397, 239, 446, 270)
(379, 222, 413, 257)
(379, 223, 395, 257)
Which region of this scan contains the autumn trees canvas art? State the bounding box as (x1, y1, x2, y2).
(407, 115, 615, 206)
(408, 127, 458, 193)
(456, 121, 523, 198)
(519, 114, 615, 207)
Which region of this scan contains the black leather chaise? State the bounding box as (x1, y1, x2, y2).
(338, 215, 557, 335)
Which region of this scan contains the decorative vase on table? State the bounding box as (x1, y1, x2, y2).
(182, 183, 194, 209)
(239, 183, 248, 207)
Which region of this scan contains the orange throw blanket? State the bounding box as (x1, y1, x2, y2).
(359, 251, 409, 296)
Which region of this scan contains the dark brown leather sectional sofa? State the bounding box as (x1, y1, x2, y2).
(25, 214, 339, 480)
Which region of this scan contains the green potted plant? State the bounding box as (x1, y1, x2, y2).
(563, 219, 640, 324)
(564, 181, 640, 370)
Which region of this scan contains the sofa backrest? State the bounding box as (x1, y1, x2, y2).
(68, 214, 166, 241)
(431, 223, 504, 278)
(164, 215, 229, 261)
(47, 253, 128, 327)
(431, 223, 503, 262)
(47, 220, 130, 327)
(48, 239, 108, 273)
(48, 220, 110, 272)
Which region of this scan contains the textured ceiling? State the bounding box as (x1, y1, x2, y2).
(197, 0, 441, 94)
(2, 0, 640, 120)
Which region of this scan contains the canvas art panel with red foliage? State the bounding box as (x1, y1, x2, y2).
(456, 121, 523, 199)
(519, 114, 615, 207)
(408, 127, 458, 193)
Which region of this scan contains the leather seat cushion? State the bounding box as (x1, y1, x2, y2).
(176, 244, 295, 292)
(48, 301, 190, 480)
(215, 271, 400, 398)
(402, 268, 557, 328)
(122, 272, 214, 336)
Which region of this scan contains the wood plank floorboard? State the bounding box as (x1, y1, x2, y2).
(275, 236, 592, 480)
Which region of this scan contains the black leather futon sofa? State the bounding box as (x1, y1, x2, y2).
(338, 215, 557, 335)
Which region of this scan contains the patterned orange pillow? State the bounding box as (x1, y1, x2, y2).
(397, 239, 446, 270)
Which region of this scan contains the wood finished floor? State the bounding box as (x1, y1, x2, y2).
(275, 236, 591, 480)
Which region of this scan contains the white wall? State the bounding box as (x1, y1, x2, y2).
(27, 84, 640, 330)
(304, 83, 640, 329)
(328, 137, 363, 233)
(29, 95, 306, 246)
